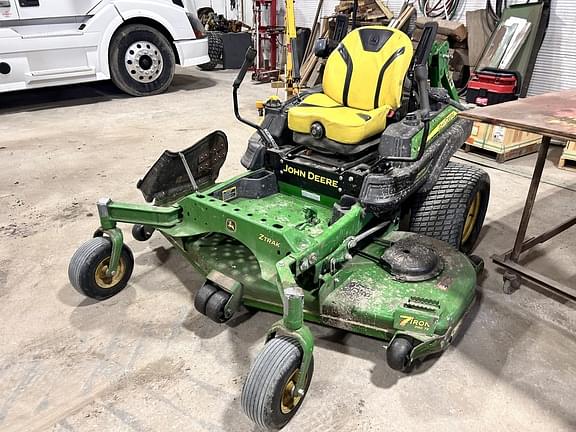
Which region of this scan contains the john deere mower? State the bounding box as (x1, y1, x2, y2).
(69, 22, 490, 430)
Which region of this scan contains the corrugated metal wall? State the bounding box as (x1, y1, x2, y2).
(295, 0, 576, 95)
(527, 0, 576, 95)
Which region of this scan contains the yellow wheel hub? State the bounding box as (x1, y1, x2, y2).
(280, 369, 302, 414)
(462, 192, 481, 244)
(94, 257, 125, 289)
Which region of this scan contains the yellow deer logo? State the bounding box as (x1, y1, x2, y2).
(226, 219, 236, 232)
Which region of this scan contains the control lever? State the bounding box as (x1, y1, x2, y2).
(233, 46, 256, 89)
(374, 23, 438, 165)
(232, 47, 278, 149)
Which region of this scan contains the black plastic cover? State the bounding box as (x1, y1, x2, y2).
(360, 117, 472, 214)
(138, 130, 228, 204)
(212, 170, 278, 201)
(378, 115, 423, 158)
(241, 134, 267, 170)
(381, 240, 443, 282)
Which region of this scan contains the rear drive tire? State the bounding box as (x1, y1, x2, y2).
(241, 336, 314, 430)
(409, 162, 490, 253)
(109, 24, 176, 96)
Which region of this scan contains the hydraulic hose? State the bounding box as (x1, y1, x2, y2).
(418, 0, 462, 20)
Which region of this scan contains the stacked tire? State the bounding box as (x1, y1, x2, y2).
(198, 31, 223, 71)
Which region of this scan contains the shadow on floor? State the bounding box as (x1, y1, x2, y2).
(0, 72, 217, 115)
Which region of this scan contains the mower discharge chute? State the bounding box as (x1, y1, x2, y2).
(69, 23, 490, 430)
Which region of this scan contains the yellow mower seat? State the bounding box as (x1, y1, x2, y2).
(288, 93, 392, 145)
(288, 26, 413, 146)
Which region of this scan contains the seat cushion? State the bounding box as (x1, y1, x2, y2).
(323, 27, 413, 112)
(288, 93, 391, 145)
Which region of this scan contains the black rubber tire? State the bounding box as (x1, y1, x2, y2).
(109, 24, 175, 97)
(198, 31, 223, 71)
(204, 289, 231, 323)
(68, 237, 134, 300)
(409, 162, 490, 254)
(386, 337, 413, 372)
(242, 336, 314, 430)
(194, 283, 219, 316)
(131, 224, 154, 242)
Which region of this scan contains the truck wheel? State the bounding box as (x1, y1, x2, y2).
(198, 31, 223, 71)
(386, 337, 413, 372)
(409, 162, 490, 254)
(109, 24, 175, 96)
(242, 336, 314, 430)
(68, 237, 134, 300)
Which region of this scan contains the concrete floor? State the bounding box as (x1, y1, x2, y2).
(1, 68, 576, 432)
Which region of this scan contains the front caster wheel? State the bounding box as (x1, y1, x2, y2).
(68, 237, 134, 300)
(386, 336, 413, 372)
(132, 224, 155, 241)
(242, 336, 314, 430)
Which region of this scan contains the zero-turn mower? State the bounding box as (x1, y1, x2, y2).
(69, 22, 490, 430)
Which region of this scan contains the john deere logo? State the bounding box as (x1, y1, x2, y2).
(226, 219, 236, 232)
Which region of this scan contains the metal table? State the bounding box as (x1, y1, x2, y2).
(460, 90, 576, 300)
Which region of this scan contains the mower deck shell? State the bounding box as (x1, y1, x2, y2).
(151, 177, 476, 344)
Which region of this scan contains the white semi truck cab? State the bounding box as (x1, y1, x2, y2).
(0, 0, 209, 96)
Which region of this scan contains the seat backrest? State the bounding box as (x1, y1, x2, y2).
(322, 26, 413, 112)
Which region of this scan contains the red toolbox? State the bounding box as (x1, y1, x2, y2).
(466, 68, 522, 106)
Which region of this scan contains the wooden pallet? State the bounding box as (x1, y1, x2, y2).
(461, 141, 541, 163)
(461, 122, 542, 162)
(559, 141, 576, 172)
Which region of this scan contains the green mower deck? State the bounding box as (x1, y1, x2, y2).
(92, 170, 478, 362)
